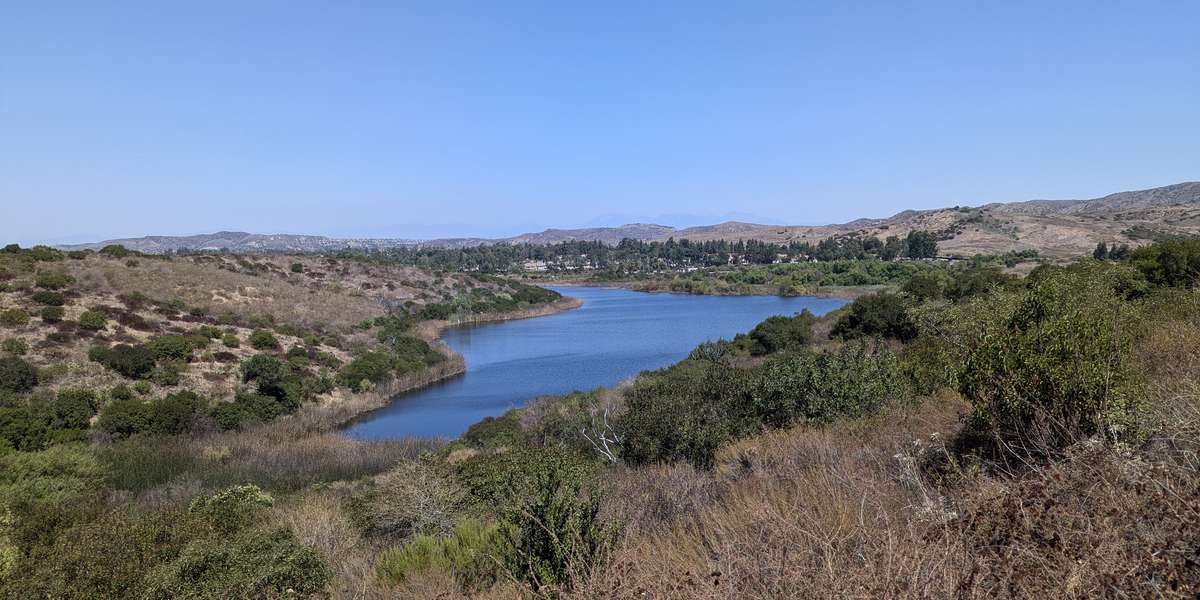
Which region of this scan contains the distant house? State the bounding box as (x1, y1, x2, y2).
(522, 259, 548, 272)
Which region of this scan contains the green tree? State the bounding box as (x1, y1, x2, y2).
(831, 292, 917, 342)
(904, 230, 939, 259)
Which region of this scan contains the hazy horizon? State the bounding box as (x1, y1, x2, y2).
(4, 2, 1198, 246)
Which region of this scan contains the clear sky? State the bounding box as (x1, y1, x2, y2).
(2, 1, 1197, 245)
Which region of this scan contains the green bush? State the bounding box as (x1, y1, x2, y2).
(51, 388, 97, 430)
(188, 484, 274, 533)
(221, 333, 240, 348)
(748, 310, 815, 355)
(77, 310, 106, 331)
(0, 356, 37, 393)
(141, 528, 330, 599)
(1, 338, 28, 356)
(338, 351, 396, 391)
(830, 292, 917, 342)
(98, 244, 132, 258)
(150, 361, 183, 386)
(751, 342, 905, 429)
(209, 391, 285, 430)
(954, 262, 1147, 452)
(95, 344, 156, 378)
(1130, 238, 1200, 288)
(39, 306, 64, 323)
(147, 335, 195, 362)
(0, 309, 29, 328)
(289, 262, 304, 273)
(34, 272, 74, 290)
(945, 267, 1013, 302)
(901, 271, 945, 300)
(31, 290, 64, 306)
(495, 453, 617, 594)
(5, 483, 329, 600)
(377, 518, 500, 591)
(240, 354, 299, 408)
(618, 362, 754, 469)
(97, 398, 151, 438)
(147, 391, 204, 435)
(247, 329, 279, 351)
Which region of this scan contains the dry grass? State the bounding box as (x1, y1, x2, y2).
(565, 385, 1200, 599)
(269, 491, 394, 600)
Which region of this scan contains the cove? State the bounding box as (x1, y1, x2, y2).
(344, 286, 846, 440)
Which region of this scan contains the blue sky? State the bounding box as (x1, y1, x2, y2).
(2, 1, 1197, 244)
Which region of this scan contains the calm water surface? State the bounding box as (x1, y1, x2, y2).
(344, 286, 845, 439)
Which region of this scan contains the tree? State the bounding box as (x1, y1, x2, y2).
(1093, 241, 1109, 260)
(904, 230, 939, 259)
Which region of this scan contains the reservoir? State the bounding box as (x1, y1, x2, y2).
(344, 286, 846, 439)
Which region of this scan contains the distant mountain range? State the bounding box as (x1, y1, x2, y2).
(60, 182, 1200, 259)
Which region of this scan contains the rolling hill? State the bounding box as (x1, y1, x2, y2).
(59, 182, 1200, 259)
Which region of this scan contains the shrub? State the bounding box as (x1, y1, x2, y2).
(338, 351, 396, 391)
(830, 292, 917, 342)
(34, 272, 74, 290)
(52, 388, 97, 429)
(117, 291, 150, 310)
(77, 310, 106, 331)
(747, 310, 815, 355)
(954, 262, 1147, 453)
(377, 518, 500, 591)
(97, 398, 151, 438)
(901, 271, 944, 300)
(98, 244, 132, 258)
(619, 362, 754, 469)
(240, 354, 298, 407)
(2, 338, 28, 356)
(1130, 238, 1200, 288)
(146, 335, 195, 362)
(150, 361, 183, 387)
(31, 290, 64, 306)
(495, 453, 617, 593)
(289, 262, 304, 273)
(0, 309, 29, 327)
(39, 306, 64, 323)
(751, 342, 905, 428)
(194, 325, 221, 339)
(188, 484, 274, 532)
(97, 344, 156, 378)
(248, 329, 279, 351)
(945, 267, 1013, 302)
(0, 356, 37, 393)
(141, 528, 331, 599)
(221, 333, 240, 348)
(348, 461, 467, 541)
(209, 391, 285, 430)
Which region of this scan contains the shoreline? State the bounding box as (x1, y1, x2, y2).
(321, 295, 584, 431)
(523, 278, 879, 300)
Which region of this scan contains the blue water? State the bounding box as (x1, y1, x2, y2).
(344, 286, 845, 439)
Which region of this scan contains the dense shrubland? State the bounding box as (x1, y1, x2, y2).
(0, 243, 572, 598)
